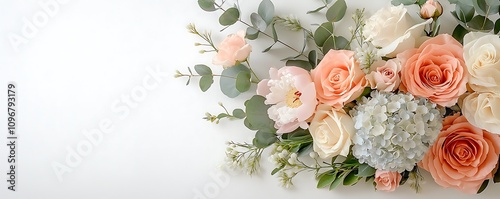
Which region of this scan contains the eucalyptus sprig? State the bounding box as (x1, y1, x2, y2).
(203, 102, 246, 124)
(187, 23, 218, 52)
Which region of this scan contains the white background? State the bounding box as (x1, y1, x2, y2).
(0, 0, 498, 198)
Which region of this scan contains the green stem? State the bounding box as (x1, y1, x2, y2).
(245, 60, 261, 82)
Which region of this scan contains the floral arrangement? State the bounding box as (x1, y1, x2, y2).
(176, 0, 500, 194)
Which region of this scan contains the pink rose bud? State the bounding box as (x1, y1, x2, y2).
(420, 0, 443, 19)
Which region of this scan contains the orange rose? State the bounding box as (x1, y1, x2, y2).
(419, 113, 500, 194)
(398, 34, 467, 107)
(311, 50, 366, 109)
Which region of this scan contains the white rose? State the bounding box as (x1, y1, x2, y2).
(363, 5, 431, 57)
(463, 32, 500, 93)
(309, 104, 355, 158)
(462, 92, 500, 134)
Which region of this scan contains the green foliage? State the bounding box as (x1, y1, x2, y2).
(286, 60, 312, 71)
(477, 179, 489, 194)
(246, 27, 259, 40)
(307, 5, 328, 14)
(236, 71, 251, 92)
(468, 15, 494, 31)
(199, 75, 214, 92)
(203, 103, 246, 123)
(318, 172, 336, 188)
(258, 0, 275, 25)
(326, 0, 347, 22)
(232, 108, 246, 119)
(244, 95, 275, 132)
(251, 13, 267, 31)
(356, 164, 376, 177)
(472, 0, 500, 16)
(495, 18, 500, 34)
(455, 3, 475, 22)
(219, 7, 240, 26)
(194, 64, 212, 76)
(308, 50, 318, 69)
(220, 64, 251, 98)
(198, 0, 217, 12)
(391, 0, 416, 6)
(315, 154, 369, 191)
(253, 130, 277, 148)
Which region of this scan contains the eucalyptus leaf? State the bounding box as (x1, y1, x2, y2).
(246, 27, 260, 40)
(199, 75, 214, 92)
(307, 5, 327, 14)
(232, 109, 246, 119)
(450, 11, 468, 28)
(314, 22, 334, 47)
(253, 130, 277, 148)
(473, 0, 500, 16)
(198, 0, 217, 12)
(244, 95, 275, 131)
(286, 60, 312, 70)
(251, 13, 267, 31)
(456, 3, 475, 22)
(317, 173, 336, 188)
(326, 0, 347, 22)
(258, 0, 275, 25)
(219, 7, 240, 26)
(334, 36, 349, 50)
(468, 15, 494, 31)
(271, 23, 278, 42)
(236, 71, 251, 92)
(263, 43, 276, 53)
(194, 64, 212, 76)
(308, 50, 317, 68)
(220, 64, 250, 98)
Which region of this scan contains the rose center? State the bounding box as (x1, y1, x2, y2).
(286, 88, 302, 108)
(382, 69, 394, 78)
(332, 74, 341, 82)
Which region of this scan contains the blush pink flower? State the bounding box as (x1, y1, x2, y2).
(213, 31, 252, 68)
(398, 34, 467, 107)
(374, 170, 402, 192)
(311, 50, 366, 109)
(420, 0, 443, 19)
(419, 113, 500, 194)
(366, 59, 402, 92)
(257, 66, 317, 134)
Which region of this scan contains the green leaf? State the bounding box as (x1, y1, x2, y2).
(494, 158, 500, 183)
(194, 64, 212, 76)
(217, 113, 229, 119)
(468, 15, 494, 31)
(456, 3, 475, 22)
(253, 130, 277, 148)
(262, 43, 276, 53)
(334, 36, 349, 50)
(473, 0, 500, 16)
(326, 0, 347, 22)
(297, 143, 313, 155)
(356, 164, 376, 177)
(271, 165, 284, 175)
(343, 170, 360, 186)
(271, 23, 278, 42)
(199, 75, 214, 92)
(198, 0, 216, 12)
(308, 50, 317, 68)
(495, 18, 500, 34)
(286, 60, 312, 71)
(452, 25, 469, 44)
(244, 118, 258, 130)
(246, 27, 259, 40)
(251, 13, 267, 31)
(314, 22, 334, 47)
(450, 11, 468, 28)
(317, 173, 336, 188)
(307, 5, 327, 14)
(329, 173, 344, 190)
(232, 109, 246, 119)
(219, 7, 240, 26)
(220, 64, 250, 98)
(244, 95, 275, 131)
(236, 71, 251, 92)
(391, 0, 416, 6)
(258, 0, 275, 25)
(477, 179, 489, 194)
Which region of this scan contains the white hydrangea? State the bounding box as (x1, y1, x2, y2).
(349, 91, 443, 172)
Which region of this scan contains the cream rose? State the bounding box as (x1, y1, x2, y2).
(463, 32, 500, 93)
(462, 92, 500, 135)
(366, 59, 401, 92)
(364, 5, 431, 57)
(213, 31, 252, 68)
(309, 104, 355, 158)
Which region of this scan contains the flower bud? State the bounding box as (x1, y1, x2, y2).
(420, 0, 443, 19)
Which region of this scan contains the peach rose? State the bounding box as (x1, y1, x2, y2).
(366, 59, 401, 92)
(419, 113, 500, 194)
(374, 170, 402, 192)
(398, 34, 467, 107)
(311, 50, 366, 109)
(213, 31, 252, 68)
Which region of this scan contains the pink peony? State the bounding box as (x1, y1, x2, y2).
(419, 113, 500, 194)
(212, 31, 252, 68)
(311, 50, 366, 109)
(398, 34, 467, 107)
(257, 66, 317, 134)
